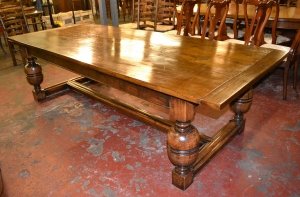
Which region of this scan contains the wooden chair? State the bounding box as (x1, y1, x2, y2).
(119, 0, 132, 21)
(244, 0, 277, 46)
(175, 0, 201, 36)
(294, 46, 299, 91)
(175, 0, 189, 35)
(25, 11, 46, 32)
(156, 0, 175, 27)
(133, 0, 175, 31)
(200, 0, 231, 40)
(0, 3, 29, 66)
(261, 29, 300, 100)
(0, 0, 30, 11)
(134, 0, 155, 29)
(223, 0, 296, 99)
(224, 0, 277, 46)
(0, 0, 18, 8)
(228, 0, 242, 39)
(0, 27, 6, 53)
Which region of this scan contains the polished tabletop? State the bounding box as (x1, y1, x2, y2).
(9, 24, 287, 109)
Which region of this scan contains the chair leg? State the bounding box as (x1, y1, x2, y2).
(0, 36, 6, 54)
(20, 47, 28, 66)
(190, 5, 200, 36)
(293, 57, 299, 90)
(7, 41, 18, 67)
(283, 62, 290, 100)
(176, 12, 183, 35)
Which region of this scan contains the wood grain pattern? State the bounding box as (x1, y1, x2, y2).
(9, 24, 287, 110)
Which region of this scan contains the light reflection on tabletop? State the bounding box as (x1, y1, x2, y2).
(74, 38, 94, 64)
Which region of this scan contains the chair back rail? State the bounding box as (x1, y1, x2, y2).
(288, 29, 300, 89)
(201, 0, 231, 40)
(26, 11, 46, 32)
(134, 0, 175, 31)
(244, 0, 277, 46)
(0, 6, 29, 38)
(0, 1, 29, 66)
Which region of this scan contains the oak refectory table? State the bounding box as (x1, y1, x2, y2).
(8, 24, 287, 190)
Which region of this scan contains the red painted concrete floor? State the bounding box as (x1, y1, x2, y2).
(0, 52, 300, 196)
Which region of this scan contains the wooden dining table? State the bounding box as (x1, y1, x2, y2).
(8, 24, 287, 190)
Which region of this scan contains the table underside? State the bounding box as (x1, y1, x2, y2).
(24, 56, 252, 190)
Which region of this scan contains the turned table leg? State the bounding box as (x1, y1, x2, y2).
(230, 90, 253, 134)
(167, 98, 201, 190)
(24, 57, 46, 101)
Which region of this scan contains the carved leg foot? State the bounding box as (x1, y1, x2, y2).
(230, 90, 253, 134)
(167, 98, 201, 190)
(24, 57, 46, 101)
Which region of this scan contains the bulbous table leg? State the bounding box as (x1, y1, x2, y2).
(230, 90, 253, 134)
(24, 57, 46, 101)
(167, 98, 201, 190)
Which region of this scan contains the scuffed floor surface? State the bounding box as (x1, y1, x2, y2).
(0, 58, 300, 197)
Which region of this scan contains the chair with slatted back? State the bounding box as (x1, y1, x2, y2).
(244, 0, 277, 46)
(0, 0, 18, 7)
(254, 0, 290, 45)
(175, 0, 201, 36)
(119, 0, 131, 21)
(293, 44, 299, 92)
(200, 0, 231, 40)
(0, 3, 29, 66)
(267, 2, 291, 45)
(0, 27, 6, 53)
(261, 29, 300, 100)
(291, 34, 299, 95)
(132, 0, 175, 31)
(156, 0, 175, 27)
(224, 0, 277, 46)
(25, 11, 46, 32)
(133, 0, 156, 29)
(175, 0, 186, 35)
(227, 0, 242, 39)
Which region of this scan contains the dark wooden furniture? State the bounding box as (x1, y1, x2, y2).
(133, 0, 175, 31)
(230, 4, 300, 30)
(262, 29, 300, 99)
(288, 30, 300, 98)
(243, 0, 277, 46)
(0, 3, 29, 66)
(200, 0, 230, 40)
(0, 27, 5, 53)
(52, 0, 87, 13)
(176, 0, 201, 36)
(25, 10, 46, 32)
(8, 24, 287, 190)
(224, 0, 299, 99)
(179, 1, 300, 38)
